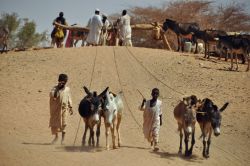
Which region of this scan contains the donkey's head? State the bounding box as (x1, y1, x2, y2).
(102, 91, 118, 126)
(183, 95, 198, 134)
(202, 98, 229, 136)
(182, 95, 199, 134)
(79, 86, 109, 123)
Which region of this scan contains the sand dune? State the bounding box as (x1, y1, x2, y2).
(0, 46, 249, 166)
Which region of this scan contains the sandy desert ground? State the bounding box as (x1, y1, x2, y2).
(0, 46, 249, 166)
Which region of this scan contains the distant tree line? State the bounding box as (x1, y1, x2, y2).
(0, 12, 48, 49)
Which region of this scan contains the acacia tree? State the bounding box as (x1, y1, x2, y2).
(16, 19, 47, 48)
(215, 2, 250, 32)
(0, 12, 21, 48)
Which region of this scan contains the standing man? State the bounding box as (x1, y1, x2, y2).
(119, 10, 132, 46)
(86, 9, 103, 46)
(49, 74, 73, 145)
(99, 14, 110, 46)
(51, 12, 68, 47)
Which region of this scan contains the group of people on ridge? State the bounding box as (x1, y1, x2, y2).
(51, 9, 132, 48)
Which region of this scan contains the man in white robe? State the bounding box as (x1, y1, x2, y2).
(119, 10, 132, 46)
(86, 9, 103, 46)
(99, 14, 110, 46)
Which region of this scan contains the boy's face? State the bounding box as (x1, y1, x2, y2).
(151, 90, 159, 99)
(58, 80, 67, 89)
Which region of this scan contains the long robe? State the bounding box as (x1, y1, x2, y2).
(86, 14, 103, 45)
(99, 20, 110, 46)
(141, 99, 162, 143)
(119, 14, 132, 46)
(49, 86, 72, 135)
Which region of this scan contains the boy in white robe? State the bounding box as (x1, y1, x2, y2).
(140, 88, 162, 151)
(49, 74, 73, 145)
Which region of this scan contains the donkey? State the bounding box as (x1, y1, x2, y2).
(174, 95, 199, 157)
(217, 35, 249, 71)
(102, 90, 123, 150)
(196, 98, 229, 158)
(78, 86, 109, 146)
(195, 29, 227, 59)
(162, 18, 200, 53)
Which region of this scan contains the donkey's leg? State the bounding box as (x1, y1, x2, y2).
(204, 43, 207, 58)
(88, 127, 95, 146)
(235, 53, 239, 71)
(246, 53, 250, 71)
(184, 132, 190, 157)
(188, 128, 195, 156)
(202, 135, 207, 157)
(111, 119, 117, 149)
(206, 128, 212, 158)
(4, 44, 8, 53)
(105, 122, 110, 150)
(1, 43, 7, 54)
(82, 121, 88, 146)
(225, 50, 228, 61)
(96, 120, 101, 147)
(230, 52, 234, 70)
(116, 114, 122, 147)
(207, 44, 210, 59)
(178, 124, 183, 154)
(177, 35, 180, 52)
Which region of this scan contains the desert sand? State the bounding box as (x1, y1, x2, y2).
(0, 46, 249, 166)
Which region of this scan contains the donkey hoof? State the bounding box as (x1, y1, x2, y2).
(203, 153, 209, 158)
(118, 142, 121, 147)
(204, 154, 209, 158)
(188, 150, 193, 156)
(81, 142, 86, 146)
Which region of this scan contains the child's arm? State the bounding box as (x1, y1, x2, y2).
(139, 98, 146, 111)
(159, 114, 162, 126)
(159, 101, 163, 126)
(68, 88, 73, 115)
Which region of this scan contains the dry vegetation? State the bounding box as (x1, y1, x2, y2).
(113, 0, 250, 48)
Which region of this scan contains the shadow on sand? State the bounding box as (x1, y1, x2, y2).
(217, 67, 240, 72)
(55, 145, 105, 153)
(151, 150, 204, 163)
(121, 145, 151, 150)
(56, 144, 150, 152)
(22, 142, 52, 145)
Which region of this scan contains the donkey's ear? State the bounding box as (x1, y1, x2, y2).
(183, 97, 188, 105)
(99, 87, 109, 98)
(83, 86, 91, 96)
(220, 102, 229, 112)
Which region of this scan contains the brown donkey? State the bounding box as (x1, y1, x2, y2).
(174, 95, 200, 157)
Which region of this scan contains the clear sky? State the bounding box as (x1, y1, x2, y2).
(1, 0, 250, 34)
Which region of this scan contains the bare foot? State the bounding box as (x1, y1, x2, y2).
(153, 146, 159, 152)
(51, 137, 58, 145)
